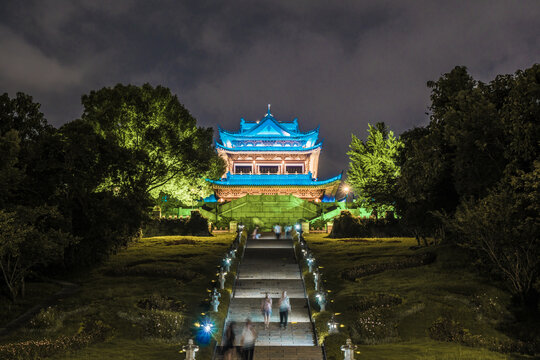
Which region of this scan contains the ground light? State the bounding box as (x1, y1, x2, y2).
(194, 316, 216, 345)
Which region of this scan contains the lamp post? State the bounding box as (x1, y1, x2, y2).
(219, 267, 227, 290)
(210, 288, 221, 312)
(328, 315, 339, 334)
(313, 268, 320, 291)
(341, 338, 358, 360)
(306, 253, 315, 273)
(182, 339, 199, 360)
(223, 255, 232, 272)
(315, 290, 327, 311)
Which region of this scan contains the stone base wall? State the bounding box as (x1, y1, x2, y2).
(217, 194, 318, 230)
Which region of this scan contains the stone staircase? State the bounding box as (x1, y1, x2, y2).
(214, 233, 323, 359)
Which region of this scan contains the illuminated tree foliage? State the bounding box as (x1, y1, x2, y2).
(347, 122, 403, 218)
(80, 84, 224, 204)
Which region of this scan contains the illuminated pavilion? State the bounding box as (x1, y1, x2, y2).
(206, 105, 342, 201)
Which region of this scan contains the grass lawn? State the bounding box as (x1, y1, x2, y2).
(302, 234, 536, 360)
(0, 233, 236, 360)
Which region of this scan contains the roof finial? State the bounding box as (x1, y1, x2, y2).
(267, 104, 271, 115)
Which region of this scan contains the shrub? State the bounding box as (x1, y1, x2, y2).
(429, 317, 468, 342)
(351, 306, 399, 344)
(341, 252, 436, 280)
(140, 310, 184, 340)
(104, 264, 197, 281)
(143, 211, 210, 236)
(137, 293, 186, 312)
(29, 307, 63, 331)
(428, 317, 540, 355)
(0, 320, 111, 360)
(329, 210, 408, 238)
(348, 293, 403, 312)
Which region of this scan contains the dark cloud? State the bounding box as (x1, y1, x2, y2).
(1, 0, 538, 178)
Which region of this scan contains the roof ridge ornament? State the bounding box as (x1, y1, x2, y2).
(267, 104, 272, 116)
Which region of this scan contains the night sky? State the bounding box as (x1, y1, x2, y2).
(1, 1, 539, 178)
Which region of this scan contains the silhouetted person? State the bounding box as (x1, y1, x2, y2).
(279, 290, 291, 328)
(223, 321, 236, 360)
(273, 224, 281, 240)
(240, 318, 257, 360)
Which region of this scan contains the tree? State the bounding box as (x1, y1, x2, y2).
(450, 162, 540, 309)
(347, 122, 403, 219)
(0, 207, 73, 302)
(80, 84, 224, 204)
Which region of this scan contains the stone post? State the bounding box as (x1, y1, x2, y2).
(326, 221, 333, 234)
(229, 221, 237, 233)
(316, 290, 327, 312)
(182, 339, 199, 359)
(219, 267, 226, 290)
(210, 288, 221, 312)
(341, 338, 357, 360)
(313, 268, 320, 291)
(301, 221, 309, 234)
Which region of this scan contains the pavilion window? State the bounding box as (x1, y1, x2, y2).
(259, 165, 279, 174)
(286, 165, 304, 174)
(235, 165, 252, 174)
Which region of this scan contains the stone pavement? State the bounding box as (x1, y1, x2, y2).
(216, 233, 323, 359)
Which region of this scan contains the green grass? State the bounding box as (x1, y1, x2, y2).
(302, 234, 535, 360)
(0, 234, 237, 360)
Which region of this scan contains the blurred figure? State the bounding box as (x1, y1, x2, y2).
(279, 290, 291, 329)
(240, 318, 257, 360)
(261, 292, 272, 329)
(252, 226, 261, 239)
(273, 223, 282, 240)
(223, 321, 236, 360)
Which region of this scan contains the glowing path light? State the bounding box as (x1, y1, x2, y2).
(194, 316, 216, 345)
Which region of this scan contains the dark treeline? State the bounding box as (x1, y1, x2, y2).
(396, 65, 539, 310)
(0, 84, 223, 302)
(345, 64, 539, 312)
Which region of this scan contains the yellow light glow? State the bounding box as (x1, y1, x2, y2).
(201, 313, 205, 315)
(340, 324, 345, 328)
(194, 322, 200, 327)
(334, 312, 341, 315)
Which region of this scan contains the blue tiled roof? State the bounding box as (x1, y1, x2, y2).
(206, 172, 342, 186)
(217, 107, 320, 151)
(215, 141, 323, 152)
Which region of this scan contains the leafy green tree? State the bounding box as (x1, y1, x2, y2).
(347, 122, 403, 219)
(80, 84, 224, 204)
(0, 207, 73, 302)
(450, 162, 540, 309)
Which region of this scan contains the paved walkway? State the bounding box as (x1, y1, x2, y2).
(217, 233, 323, 360)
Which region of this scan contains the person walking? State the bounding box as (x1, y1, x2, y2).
(279, 290, 291, 329)
(273, 223, 282, 240)
(223, 321, 236, 360)
(240, 318, 257, 360)
(252, 226, 261, 240)
(261, 292, 272, 329)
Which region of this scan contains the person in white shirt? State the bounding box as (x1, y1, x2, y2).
(240, 318, 257, 360)
(278, 291, 291, 328)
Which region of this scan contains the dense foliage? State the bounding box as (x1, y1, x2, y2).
(0, 87, 222, 302)
(347, 122, 403, 218)
(395, 64, 540, 308)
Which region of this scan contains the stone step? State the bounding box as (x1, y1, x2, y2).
(220, 322, 316, 347)
(226, 298, 311, 323)
(254, 346, 323, 359)
(242, 248, 296, 262)
(247, 240, 293, 249)
(215, 346, 323, 360)
(238, 264, 301, 280)
(234, 279, 305, 298)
